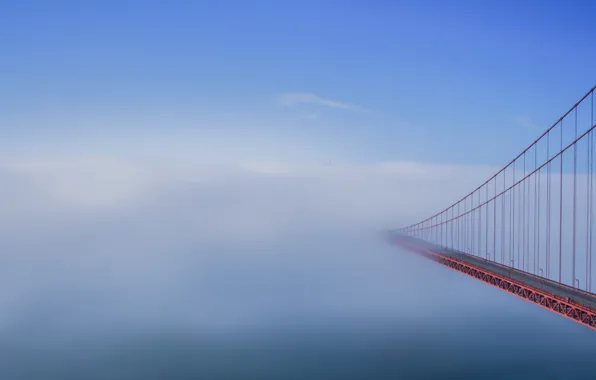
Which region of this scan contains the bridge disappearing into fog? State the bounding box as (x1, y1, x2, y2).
(390, 85, 596, 331)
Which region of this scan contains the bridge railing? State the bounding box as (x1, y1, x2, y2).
(398, 85, 596, 294)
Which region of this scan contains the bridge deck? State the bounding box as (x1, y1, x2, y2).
(439, 247, 596, 310)
(395, 235, 596, 311)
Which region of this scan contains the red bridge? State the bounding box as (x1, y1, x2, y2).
(390, 85, 596, 331)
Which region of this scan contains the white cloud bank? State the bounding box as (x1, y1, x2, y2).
(0, 156, 503, 341)
(0, 157, 494, 238)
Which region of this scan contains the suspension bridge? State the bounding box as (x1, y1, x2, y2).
(389, 85, 596, 331)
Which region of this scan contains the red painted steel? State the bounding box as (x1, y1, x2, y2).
(393, 237, 596, 331)
(394, 85, 596, 325)
(405, 84, 596, 233)
(397, 86, 596, 306)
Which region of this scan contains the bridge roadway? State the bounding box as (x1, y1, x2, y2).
(397, 235, 596, 310)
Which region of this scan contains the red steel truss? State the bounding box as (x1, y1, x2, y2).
(393, 237, 596, 331)
(393, 84, 596, 331)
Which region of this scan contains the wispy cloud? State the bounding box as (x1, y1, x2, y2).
(277, 92, 368, 112)
(513, 115, 541, 130)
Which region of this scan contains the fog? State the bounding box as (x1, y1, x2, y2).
(3, 155, 596, 378)
(0, 156, 501, 339)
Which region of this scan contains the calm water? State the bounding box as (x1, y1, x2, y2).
(3, 319, 596, 379)
(2, 235, 596, 379)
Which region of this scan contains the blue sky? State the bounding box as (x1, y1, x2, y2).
(2, 0, 596, 165)
(3, 1, 596, 359)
